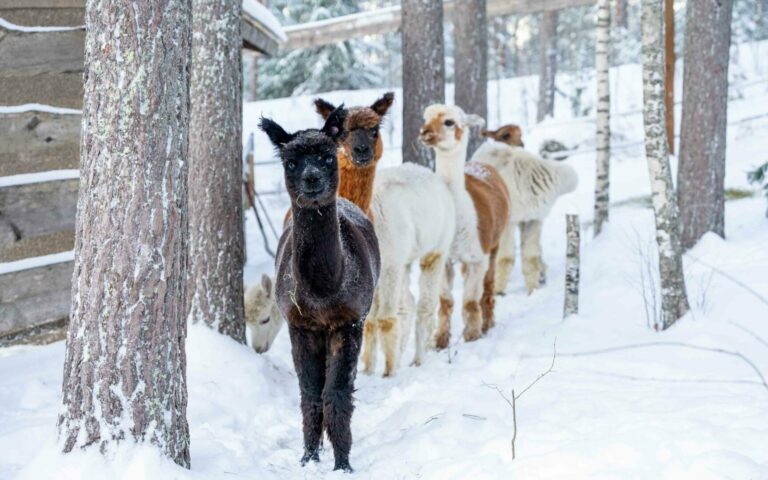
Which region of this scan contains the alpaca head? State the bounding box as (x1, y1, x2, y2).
(245, 274, 282, 354)
(419, 104, 485, 152)
(260, 105, 347, 208)
(482, 124, 524, 147)
(314, 92, 394, 167)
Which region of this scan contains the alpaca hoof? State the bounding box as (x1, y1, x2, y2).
(382, 368, 396, 378)
(334, 460, 353, 473)
(494, 290, 506, 296)
(463, 327, 482, 343)
(300, 449, 320, 466)
(362, 366, 375, 376)
(410, 358, 422, 367)
(482, 318, 495, 333)
(434, 332, 450, 350)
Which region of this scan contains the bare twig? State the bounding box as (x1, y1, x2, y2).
(686, 253, 768, 309)
(729, 320, 768, 350)
(579, 368, 764, 387)
(515, 341, 557, 399)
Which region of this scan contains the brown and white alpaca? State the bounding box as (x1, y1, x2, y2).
(260, 107, 380, 473)
(315, 94, 456, 377)
(420, 104, 510, 347)
(481, 123, 524, 147)
(471, 135, 578, 294)
(244, 274, 283, 353)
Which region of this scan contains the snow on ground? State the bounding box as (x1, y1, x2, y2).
(2, 42, 768, 479)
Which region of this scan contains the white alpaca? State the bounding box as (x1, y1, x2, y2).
(244, 274, 284, 353)
(363, 163, 456, 377)
(420, 105, 510, 347)
(471, 141, 578, 294)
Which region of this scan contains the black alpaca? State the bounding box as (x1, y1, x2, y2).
(260, 107, 380, 473)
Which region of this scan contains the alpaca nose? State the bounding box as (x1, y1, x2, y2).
(302, 167, 323, 190)
(353, 144, 370, 156)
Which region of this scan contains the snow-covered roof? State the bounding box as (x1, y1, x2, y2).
(242, 0, 287, 44)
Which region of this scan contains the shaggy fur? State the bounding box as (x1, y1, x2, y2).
(244, 274, 283, 353)
(471, 141, 578, 294)
(260, 107, 380, 473)
(482, 124, 524, 147)
(317, 94, 455, 377)
(420, 104, 510, 346)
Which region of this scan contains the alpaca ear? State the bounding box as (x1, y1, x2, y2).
(314, 98, 337, 120)
(261, 274, 272, 296)
(259, 117, 293, 149)
(321, 104, 347, 142)
(370, 92, 395, 117)
(464, 114, 486, 128)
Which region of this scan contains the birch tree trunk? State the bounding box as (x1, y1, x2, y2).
(564, 214, 580, 318)
(536, 11, 558, 123)
(664, 0, 675, 154)
(677, 0, 733, 249)
(454, 0, 487, 157)
(641, 0, 690, 331)
(188, 0, 246, 344)
(402, 0, 445, 169)
(58, 0, 191, 466)
(594, 0, 611, 237)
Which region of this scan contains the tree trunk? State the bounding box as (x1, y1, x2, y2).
(664, 0, 675, 154)
(641, 0, 690, 331)
(402, 0, 445, 169)
(564, 214, 580, 318)
(594, 0, 611, 236)
(454, 0, 488, 157)
(536, 10, 558, 123)
(677, 0, 733, 249)
(615, 0, 629, 28)
(58, 0, 191, 467)
(188, 0, 246, 344)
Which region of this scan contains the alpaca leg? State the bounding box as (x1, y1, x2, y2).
(462, 259, 487, 343)
(323, 321, 363, 472)
(481, 247, 499, 333)
(398, 266, 415, 356)
(435, 261, 455, 350)
(361, 292, 380, 375)
(494, 221, 517, 295)
(376, 265, 403, 377)
(413, 251, 444, 366)
(288, 325, 326, 465)
(521, 220, 544, 294)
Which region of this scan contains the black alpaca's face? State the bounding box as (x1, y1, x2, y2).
(259, 105, 347, 208)
(282, 136, 339, 207)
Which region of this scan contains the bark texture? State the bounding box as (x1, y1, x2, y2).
(615, 0, 629, 28)
(536, 10, 558, 123)
(402, 0, 445, 169)
(564, 214, 580, 318)
(454, 0, 488, 156)
(641, 0, 690, 330)
(58, 0, 191, 467)
(677, 0, 733, 249)
(188, 0, 246, 344)
(594, 0, 611, 236)
(664, 0, 675, 154)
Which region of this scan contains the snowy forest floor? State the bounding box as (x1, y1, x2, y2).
(2, 47, 768, 478)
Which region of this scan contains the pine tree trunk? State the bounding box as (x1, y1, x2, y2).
(454, 0, 487, 157)
(677, 0, 733, 249)
(536, 10, 558, 123)
(58, 0, 191, 466)
(641, 0, 690, 331)
(594, 0, 611, 236)
(564, 214, 580, 318)
(402, 0, 445, 170)
(188, 0, 246, 344)
(615, 0, 629, 28)
(664, 0, 675, 154)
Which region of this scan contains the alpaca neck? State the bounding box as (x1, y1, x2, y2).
(291, 201, 344, 296)
(434, 141, 468, 192)
(337, 148, 377, 216)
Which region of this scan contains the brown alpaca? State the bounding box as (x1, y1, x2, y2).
(481, 124, 524, 147)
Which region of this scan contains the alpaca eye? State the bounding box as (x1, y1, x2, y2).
(502, 133, 510, 139)
(259, 317, 270, 325)
(371, 127, 379, 136)
(444, 119, 455, 127)
(287, 161, 295, 170)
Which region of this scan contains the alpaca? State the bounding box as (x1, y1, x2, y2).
(244, 274, 283, 353)
(260, 106, 380, 473)
(481, 123, 524, 147)
(470, 139, 578, 294)
(420, 104, 510, 348)
(315, 94, 456, 377)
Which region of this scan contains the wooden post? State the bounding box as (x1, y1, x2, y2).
(564, 214, 580, 318)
